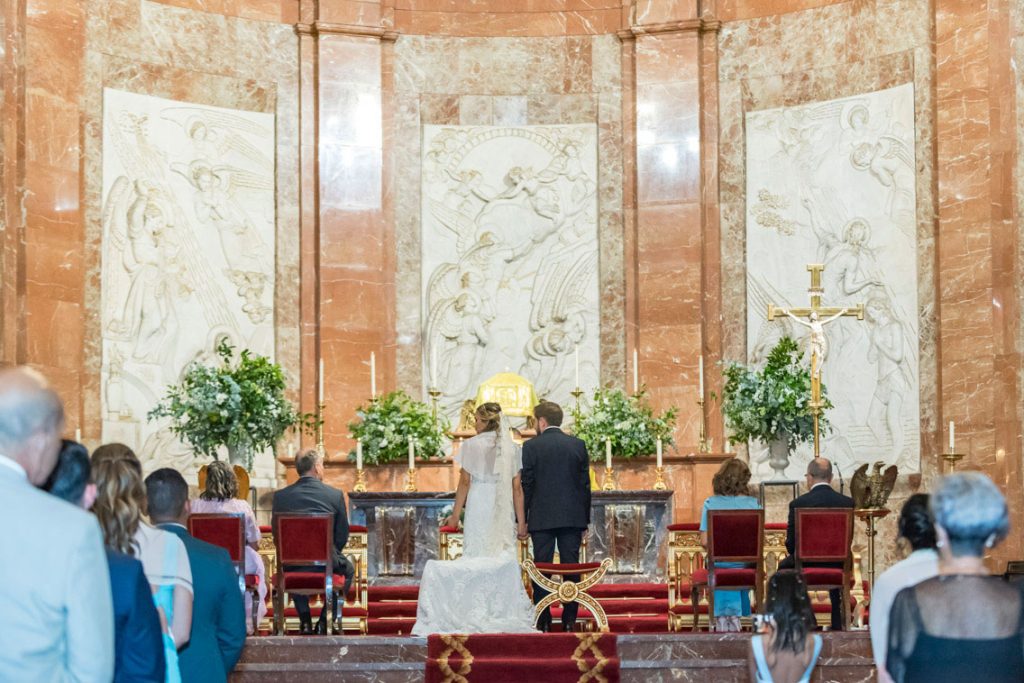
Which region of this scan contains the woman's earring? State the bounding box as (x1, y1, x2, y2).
(936, 539, 945, 548)
(985, 534, 995, 549)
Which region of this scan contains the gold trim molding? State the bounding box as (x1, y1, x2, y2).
(294, 21, 399, 42)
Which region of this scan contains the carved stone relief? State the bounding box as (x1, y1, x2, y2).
(745, 83, 920, 479)
(421, 124, 600, 421)
(100, 88, 276, 482)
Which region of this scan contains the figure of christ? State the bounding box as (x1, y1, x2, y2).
(866, 296, 909, 458)
(781, 308, 849, 379)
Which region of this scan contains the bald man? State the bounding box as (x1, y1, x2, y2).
(779, 457, 854, 630)
(0, 367, 114, 682)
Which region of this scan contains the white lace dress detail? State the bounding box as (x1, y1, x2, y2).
(412, 426, 536, 635)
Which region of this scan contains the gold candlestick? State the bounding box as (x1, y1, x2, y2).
(570, 387, 584, 413)
(353, 466, 367, 493)
(602, 466, 615, 491)
(404, 467, 418, 492)
(428, 387, 442, 423)
(652, 465, 667, 491)
(697, 397, 710, 453)
(941, 452, 965, 472)
(316, 401, 326, 457)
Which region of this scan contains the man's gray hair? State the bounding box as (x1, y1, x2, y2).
(0, 368, 64, 450)
(931, 472, 1009, 557)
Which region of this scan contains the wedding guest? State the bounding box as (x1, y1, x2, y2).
(886, 472, 1024, 683)
(699, 457, 761, 632)
(147, 468, 246, 682)
(191, 460, 268, 631)
(779, 457, 854, 630)
(46, 440, 165, 683)
(272, 449, 354, 634)
(748, 570, 822, 683)
(92, 443, 192, 683)
(0, 367, 114, 682)
(869, 494, 938, 678)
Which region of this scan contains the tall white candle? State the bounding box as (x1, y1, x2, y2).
(288, 443, 295, 459)
(318, 358, 324, 403)
(656, 438, 663, 468)
(949, 421, 955, 452)
(698, 356, 705, 396)
(370, 352, 377, 397)
(430, 346, 437, 387)
(605, 438, 612, 469)
(633, 348, 639, 393)
(356, 440, 363, 470)
(408, 438, 415, 469)
(574, 344, 580, 388)
(74, 428, 81, 443)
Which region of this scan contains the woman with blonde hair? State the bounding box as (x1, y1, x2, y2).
(700, 457, 761, 632)
(191, 460, 267, 631)
(92, 444, 192, 683)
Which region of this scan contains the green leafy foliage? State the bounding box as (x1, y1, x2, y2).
(571, 388, 677, 461)
(147, 340, 318, 469)
(347, 390, 449, 466)
(717, 336, 830, 450)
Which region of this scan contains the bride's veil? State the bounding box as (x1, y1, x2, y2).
(485, 413, 521, 555)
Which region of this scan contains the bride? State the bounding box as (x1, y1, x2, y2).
(412, 402, 536, 634)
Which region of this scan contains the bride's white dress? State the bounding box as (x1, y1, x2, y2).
(412, 428, 536, 635)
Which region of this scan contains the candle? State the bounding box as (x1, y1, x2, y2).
(949, 421, 955, 452)
(633, 348, 639, 393)
(288, 443, 295, 459)
(605, 438, 612, 469)
(574, 344, 580, 388)
(318, 358, 324, 403)
(356, 440, 363, 470)
(698, 356, 705, 397)
(370, 352, 377, 397)
(430, 346, 438, 388)
(74, 428, 81, 443)
(408, 438, 415, 469)
(656, 438, 663, 468)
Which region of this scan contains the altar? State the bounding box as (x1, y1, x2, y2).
(349, 489, 674, 585)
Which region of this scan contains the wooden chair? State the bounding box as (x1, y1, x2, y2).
(692, 509, 765, 632)
(188, 513, 260, 634)
(522, 558, 613, 632)
(271, 513, 342, 635)
(794, 507, 855, 630)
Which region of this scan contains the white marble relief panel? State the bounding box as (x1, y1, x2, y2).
(421, 124, 600, 423)
(745, 83, 920, 479)
(100, 88, 276, 483)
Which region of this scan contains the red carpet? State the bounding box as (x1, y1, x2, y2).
(425, 633, 619, 683)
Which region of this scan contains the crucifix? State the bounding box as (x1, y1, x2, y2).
(767, 264, 865, 457)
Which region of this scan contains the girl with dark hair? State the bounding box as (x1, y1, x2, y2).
(869, 494, 939, 677)
(748, 570, 822, 683)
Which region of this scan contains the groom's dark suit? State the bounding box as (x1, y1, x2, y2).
(521, 426, 591, 631)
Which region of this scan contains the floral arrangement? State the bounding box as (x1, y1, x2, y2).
(347, 390, 449, 466)
(571, 388, 678, 460)
(148, 340, 317, 469)
(718, 336, 830, 450)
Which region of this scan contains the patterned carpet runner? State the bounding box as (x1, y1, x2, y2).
(425, 632, 620, 683)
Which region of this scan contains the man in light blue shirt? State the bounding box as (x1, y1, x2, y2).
(0, 367, 114, 682)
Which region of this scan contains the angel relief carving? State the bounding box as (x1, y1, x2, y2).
(421, 125, 600, 417)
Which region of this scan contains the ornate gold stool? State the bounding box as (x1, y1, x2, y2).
(522, 558, 613, 632)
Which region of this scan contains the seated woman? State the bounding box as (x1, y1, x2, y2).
(191, 461, 268, 633)
(886, 472, 1024, 683)
(749, 571, 822, 683)
(700, 457, 761, 632)
(92, 444, 192, 683)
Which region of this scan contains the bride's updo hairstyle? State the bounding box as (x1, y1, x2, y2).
(475, 402, 502, 432)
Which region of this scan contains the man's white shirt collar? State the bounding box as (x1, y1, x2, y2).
(543, 426, 562, 433)
(0, 453, 27, 480)
(810, 481, 832, 490)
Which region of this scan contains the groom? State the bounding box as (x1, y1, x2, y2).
(520, 401, 591, 632)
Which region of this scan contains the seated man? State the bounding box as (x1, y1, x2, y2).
(779, 457, 854, 630)
(45, 440, 165, 683)
(272, 449, 355, 634)
(145, 468, 246, 682)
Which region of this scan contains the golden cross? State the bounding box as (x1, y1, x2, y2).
(766, 264, 866, 457)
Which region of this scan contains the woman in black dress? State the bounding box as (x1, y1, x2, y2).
(885, 472, 1023, 683)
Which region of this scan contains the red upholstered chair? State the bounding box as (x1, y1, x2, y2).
(794, 507, 855, 630)
(188, 513, 260, 633)
(271, 513, 345, 635)
(693, 509, 765, 632)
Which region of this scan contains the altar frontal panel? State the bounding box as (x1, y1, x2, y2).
(744, 83, 920, 478)
(421, 124, 600, 421)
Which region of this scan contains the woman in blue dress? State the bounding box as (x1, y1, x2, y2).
(699, 458, 761, 632)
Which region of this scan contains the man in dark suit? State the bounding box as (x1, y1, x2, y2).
(779, 457, 854, 630)
(521, 401, 591, 632)
(272, 449, 355, 634)
(44, 440, 165, 683)
(145, 468, 246, 682)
